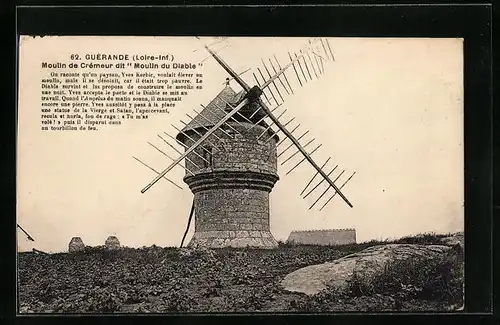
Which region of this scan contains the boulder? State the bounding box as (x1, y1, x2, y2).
(68, 237, 85, 252)
(105, 236, 120, 250)
(281, 244, 454, 296)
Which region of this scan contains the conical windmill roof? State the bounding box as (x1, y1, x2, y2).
(176, 86, 277, 143)
(176, 86, 239, 142)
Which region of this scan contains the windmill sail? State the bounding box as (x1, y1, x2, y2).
(255, 97, 353, 208)
(138, 37, 354, 209)
(205, 38, 353, 208)
(141, 98, 250, 193)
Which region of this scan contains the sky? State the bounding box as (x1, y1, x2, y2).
(17, 36, 464, 253)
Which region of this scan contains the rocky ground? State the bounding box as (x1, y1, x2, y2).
(17, 233, 464, 313)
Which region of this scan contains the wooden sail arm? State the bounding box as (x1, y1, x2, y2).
(141, 98, 250, 194)
(257, 98, 353, 208)
(204, 45, 251, 92)
(223, 68, 251, 85)
(260, 52, 306, 91)
(17, 224, 34, 241)
(260, 39, 324, 91)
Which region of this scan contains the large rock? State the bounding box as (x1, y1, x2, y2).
(68, 237, 85, 252)
(105, 236, 120, 250)
(281, 244, 454, 296)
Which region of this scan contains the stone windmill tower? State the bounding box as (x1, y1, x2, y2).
(175, 86, 280, 248)
(136, 38, 356, 249)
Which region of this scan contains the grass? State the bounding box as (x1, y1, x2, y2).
(284, 232, 464, 312)
(18, 232, 463, 313)
(348, 249, 463, 302)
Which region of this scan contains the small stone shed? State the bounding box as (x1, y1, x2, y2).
(287, 229, 356, 246)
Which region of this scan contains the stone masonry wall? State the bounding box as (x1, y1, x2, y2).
(194, 188, 270, 232)
(182, 123, 278, 177)
(181, 121, 279, 248)
(287, 229, 356, 246)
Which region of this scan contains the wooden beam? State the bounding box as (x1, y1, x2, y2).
(204, 45, 251, 92)
(141, 98, 250, 193)
(257, 98, 353, 208)
(133, 156, 184, 189)
(262, 52, 306, 90)
(17, 224, 34, 241)
(180, 200, 195, 248)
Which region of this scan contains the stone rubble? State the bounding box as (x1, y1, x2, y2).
(105, 236, 121, 250)
(68, 237, 85, 253)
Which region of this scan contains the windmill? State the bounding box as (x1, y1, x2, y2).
(135, 37, 356, 248)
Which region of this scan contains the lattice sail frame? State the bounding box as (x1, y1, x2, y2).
(135, 37, 355, 211)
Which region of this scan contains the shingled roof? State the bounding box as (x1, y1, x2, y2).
(176, 86, 277, 143)
(176, 86, 238, 142)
